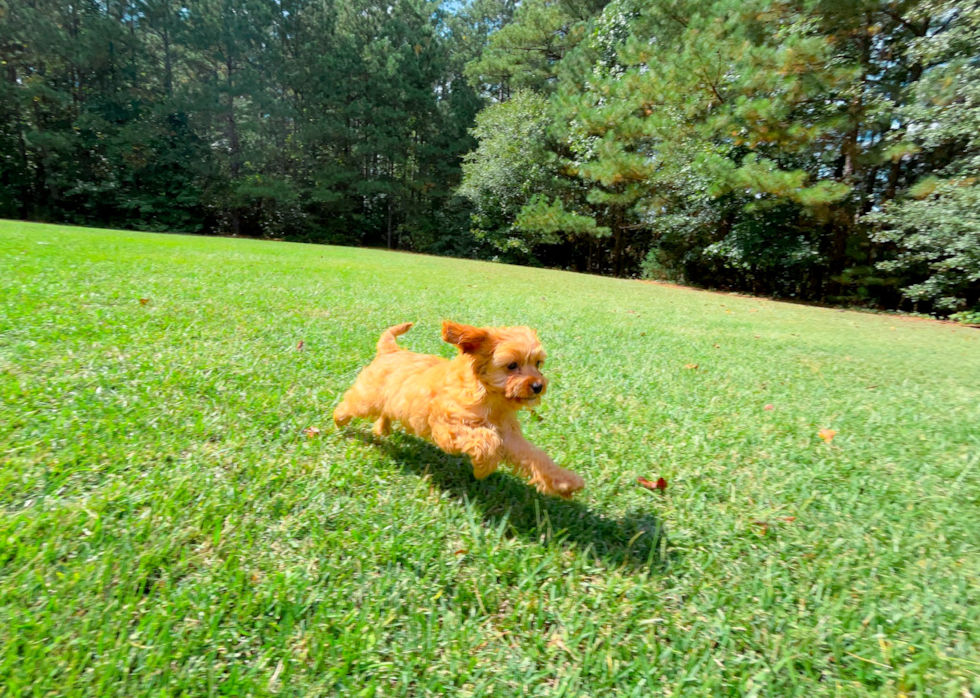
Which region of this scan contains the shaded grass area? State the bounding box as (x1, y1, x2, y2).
(1, 220, 979, 696)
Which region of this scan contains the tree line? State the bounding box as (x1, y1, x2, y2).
(0, 0, 513, 254)
(2, 0, 978, 316)
(461, 0, 980, 316)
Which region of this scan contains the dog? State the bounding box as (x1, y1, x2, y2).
(333, 321, 585, 498)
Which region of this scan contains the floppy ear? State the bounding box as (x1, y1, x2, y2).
(442, 320, 491, 354)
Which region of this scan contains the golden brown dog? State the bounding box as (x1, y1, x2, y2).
(333, 321, 585, 498)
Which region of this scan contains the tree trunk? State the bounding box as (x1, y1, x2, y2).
(387, 197, 394, 249)
(613, 225, 623, 277)
(6, 61, 29, 218)
(163, 24, 173, 97)
(226, 55, 242, 235)
(884, 158, 902, 202)
(226, 56, 241, 180)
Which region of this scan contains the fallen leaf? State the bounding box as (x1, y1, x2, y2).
(753, 521, 770, 534)
(296, 340, 305, 351)
(780, 516, 797, 523)
(139, 298, 149, 305)
(638, 476, 668, 492)
(305, 426, 321, 438)
(764, 404, 774, 411)
(818, 428, 837, 443)
(713, 343, 720, 348)
(684, 363, 699, 370)
(454, 549, 468, 555)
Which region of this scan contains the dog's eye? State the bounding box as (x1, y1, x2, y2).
(507, 362, 518, 370)
(536, 360, 542, 368)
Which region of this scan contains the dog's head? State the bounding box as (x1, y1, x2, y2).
(442, 320, 548, 408)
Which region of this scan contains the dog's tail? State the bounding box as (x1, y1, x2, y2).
(376, 322, 414, 354)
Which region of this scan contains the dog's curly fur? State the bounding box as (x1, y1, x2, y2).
(333, 321, 585, 498)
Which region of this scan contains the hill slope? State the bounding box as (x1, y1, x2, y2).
(2, 220, 979, 696)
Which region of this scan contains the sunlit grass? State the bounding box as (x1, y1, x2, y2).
(2, 219, 979, 696)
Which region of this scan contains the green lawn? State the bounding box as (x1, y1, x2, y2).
(1, 220, 979, 697)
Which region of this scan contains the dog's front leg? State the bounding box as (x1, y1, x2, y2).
(502, 425, 584, 498)
(431, 421, 503, 479)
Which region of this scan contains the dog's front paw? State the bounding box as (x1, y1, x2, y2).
(544, 469, 585, 499)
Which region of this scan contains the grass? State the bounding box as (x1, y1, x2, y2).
(1, 219, 979, 697)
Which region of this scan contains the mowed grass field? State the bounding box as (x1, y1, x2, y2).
(1, 220, 979, 697)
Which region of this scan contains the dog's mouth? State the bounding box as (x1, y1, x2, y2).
(502, 379, 546, 406)
(510, 395, 541, 406)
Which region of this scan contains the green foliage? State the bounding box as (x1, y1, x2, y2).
(514, 194, 610, 239)
(458, 90, 558, 257)
(0, 0, 490, 251)
(950, 309, 980, 326)
(459, 0, 980, 312)
(4, 0, 979, 312)
(872, 180, 980, 309)
(869, 0, 980, 311)
(464, 0, 601, 96)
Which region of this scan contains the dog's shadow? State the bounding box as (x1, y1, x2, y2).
(352, 431, 670, 571)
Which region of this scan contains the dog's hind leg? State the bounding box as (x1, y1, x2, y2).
(372, 416, 391, 437)
(333, 387, 380, 428)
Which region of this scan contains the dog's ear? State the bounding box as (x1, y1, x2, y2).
(442, 320, 491, 354)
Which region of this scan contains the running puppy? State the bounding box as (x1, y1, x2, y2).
(333, 321, 585, 498)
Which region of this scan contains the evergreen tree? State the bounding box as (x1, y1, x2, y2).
(459, 0, 979, 310)
(870, 0, 980, 312)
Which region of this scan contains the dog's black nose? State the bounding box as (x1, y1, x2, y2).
(531, 382, 543, 394)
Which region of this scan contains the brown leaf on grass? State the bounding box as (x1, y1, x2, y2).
(684, 363, 699, 370)
(296, 340, 305, 351)
(638, 476, 668, 492)
(754, 516, 796, 533)
(139, 298, 149, 306)
(305, 426, 321, 438)
(454, 549, 468, 555)
(764, 404, 774, 411)
(547, 632, 570, 653)
(818, 428, 837, 443)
